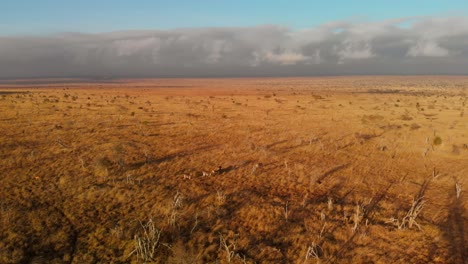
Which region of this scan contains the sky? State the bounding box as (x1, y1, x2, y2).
(1, 1, 468, 78)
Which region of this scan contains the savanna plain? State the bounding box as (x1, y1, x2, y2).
(0, 76, 467, 264)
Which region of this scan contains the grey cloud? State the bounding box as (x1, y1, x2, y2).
(1, 17, 468, 78)
(407, 40, 449, 57)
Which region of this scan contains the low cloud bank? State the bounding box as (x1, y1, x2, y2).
(1, 17, 468, 78)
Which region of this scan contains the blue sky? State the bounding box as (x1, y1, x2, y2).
(1, 0, 467, 35)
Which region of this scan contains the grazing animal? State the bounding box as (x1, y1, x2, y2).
(212, 166, 223, 175)
(202, 171, 210, 177)
(183, 174, 191, 180)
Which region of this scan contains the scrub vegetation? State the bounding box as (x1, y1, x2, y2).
(0, 76, 467, 263)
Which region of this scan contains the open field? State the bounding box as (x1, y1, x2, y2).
(0, 76, 467, 263)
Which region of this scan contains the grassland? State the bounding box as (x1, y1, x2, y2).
(0, 76, 467, 263)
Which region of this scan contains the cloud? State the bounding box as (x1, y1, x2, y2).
(338, 41, 374, 61)
(264, 52, 309, 65)
(1, 17, 468, 78)
(407, 40, 449, 57)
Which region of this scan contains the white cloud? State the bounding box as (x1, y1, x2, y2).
(407, 40, 449, 57)
(338, 41, 374, 60)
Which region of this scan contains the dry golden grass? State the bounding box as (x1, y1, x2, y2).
(0, 76, 467, 263)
